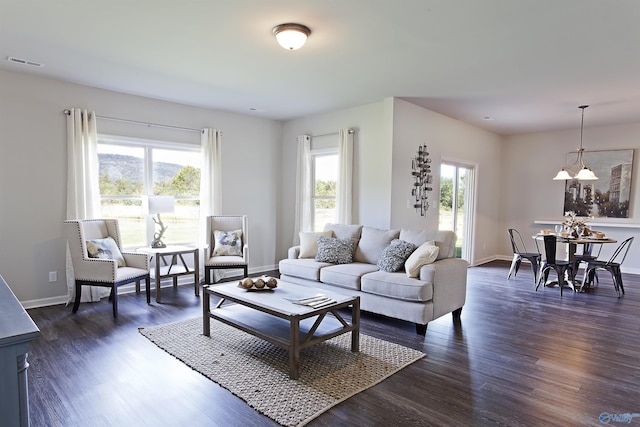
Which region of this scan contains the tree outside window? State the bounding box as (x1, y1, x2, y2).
(312, 153, 338, 231)
(98, 139, 200, 248)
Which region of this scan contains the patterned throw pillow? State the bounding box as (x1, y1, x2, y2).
(86, 237, 126, 267)
(213, 229, 243, 256)
(315, 236, 354, 264)
(377, 239, 417, 272)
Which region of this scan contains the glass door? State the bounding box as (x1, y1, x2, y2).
(439, 162, 475, 261)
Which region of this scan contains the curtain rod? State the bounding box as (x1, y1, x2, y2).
(312, 129, 355, 138)
(63, 109, 203, 134)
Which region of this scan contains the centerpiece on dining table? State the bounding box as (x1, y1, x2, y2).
(562, 210, 591, 237)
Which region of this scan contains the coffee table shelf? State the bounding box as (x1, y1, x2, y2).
(203, 281, 359, 379)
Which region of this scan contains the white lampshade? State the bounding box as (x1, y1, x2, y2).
(147, 195, 175, 214)
(553, 169, 573, 180)
(574, 167, 598, 180)
(273, 23, 311, 50)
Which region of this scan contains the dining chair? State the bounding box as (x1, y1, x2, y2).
(507, 228, 541, 285)
(582, 237, 634, 297)
(572, 241, 603, 286)
(536, 235, 575, 296)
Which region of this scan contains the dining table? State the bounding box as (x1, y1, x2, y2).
(534, 233, 618, 292)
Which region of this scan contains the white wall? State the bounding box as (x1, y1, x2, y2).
(0, 69, 282, 305)
(501, 123, 640, 273)
(280, 98, 504, 266)
(279, 101, 389, 260)
(390, 99, 504, 265)
(5, 67, 639, 306)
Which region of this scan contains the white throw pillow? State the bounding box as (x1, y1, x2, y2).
(404, 241, 439, 278)
(298, 230, 333, 258)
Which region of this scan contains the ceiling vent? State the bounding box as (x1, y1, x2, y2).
(7, 56, 44, 67)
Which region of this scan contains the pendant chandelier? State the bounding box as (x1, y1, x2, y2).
(553, 105, 598, 180)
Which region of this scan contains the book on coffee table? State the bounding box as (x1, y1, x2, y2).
(284, 294, 336, 308)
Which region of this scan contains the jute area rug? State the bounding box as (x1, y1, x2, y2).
(139, 317, 425, 426)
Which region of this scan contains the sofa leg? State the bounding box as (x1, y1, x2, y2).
(452, 307, 463, 321)
(415, 323, 427, 336)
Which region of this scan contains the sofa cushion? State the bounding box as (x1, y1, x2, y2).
(361, 271, 433, 302)
(316, 236, 354, 264)
(320, 263, 379, 291)
(377, 239, 417, 272)
(298, 230, 334, 258)
(405, 241, 439, 278)
(354, 227, 400, 264)
(399, 229, 456, 260)
(323, 223, 363, 242)
(279, 258, 333, 281)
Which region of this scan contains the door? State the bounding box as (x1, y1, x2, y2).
(439, 161, 476, 262)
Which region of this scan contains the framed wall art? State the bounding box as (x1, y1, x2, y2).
(563, 149, 634, 218)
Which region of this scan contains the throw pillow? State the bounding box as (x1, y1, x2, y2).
(86, 237, 126, 267)
(353, 226, 400, 264)
(213, 229, 243, 256)
(377, 239, 417, 272)
(298, 230, 334, 258)
(315, 236, 354, 264)
(405, 241, 439, 278)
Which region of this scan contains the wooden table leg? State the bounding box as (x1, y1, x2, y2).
(202, 285, 210, 336)
(194, 248, 200, 296)
(289, 316, 300, 379)
(155, 254, 162, 303)
(351, 297, 360, 353)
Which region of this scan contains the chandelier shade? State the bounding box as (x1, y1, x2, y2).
(272, 23, 311, 50)
(553, 105, 598, 181)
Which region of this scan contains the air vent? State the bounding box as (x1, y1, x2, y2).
(7, 56, 44, 67)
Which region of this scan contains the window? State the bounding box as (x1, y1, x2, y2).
(311, 151, 338, 231)
(97, 135, 201, 248)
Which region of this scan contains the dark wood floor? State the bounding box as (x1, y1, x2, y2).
(25, 261, 640, 427)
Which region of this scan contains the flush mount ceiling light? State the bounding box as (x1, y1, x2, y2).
(272, 23, 311, 50)
(553, 105, 599, 181)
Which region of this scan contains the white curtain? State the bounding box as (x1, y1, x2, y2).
(199, 128, 222, 278)
(336, 129, 354, 224)
(65, 108, 106, 304)
(293, 135, 311, 245)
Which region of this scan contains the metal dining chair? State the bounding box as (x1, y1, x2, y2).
(507, 228, 541, 285)
(536, 235, 575, 296)
(582, 237, 634, 297)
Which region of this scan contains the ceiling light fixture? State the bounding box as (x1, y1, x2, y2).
(553, 105, 598, 181)
(272, 23, 311, 50)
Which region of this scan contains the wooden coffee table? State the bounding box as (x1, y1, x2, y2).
(202, 280, 360, 379)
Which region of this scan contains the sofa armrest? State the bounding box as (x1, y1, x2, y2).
(419, 257, 468, 319)
(288, 246, 301, 259)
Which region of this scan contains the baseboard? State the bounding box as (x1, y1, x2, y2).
(20, 264, 280, 310)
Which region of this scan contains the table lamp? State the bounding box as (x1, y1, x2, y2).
(148, 195, 175, 248)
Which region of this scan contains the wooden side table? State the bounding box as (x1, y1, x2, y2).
(137, 245, 199, 303)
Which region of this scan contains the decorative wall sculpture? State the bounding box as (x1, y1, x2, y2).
(411, 144, 433, 216)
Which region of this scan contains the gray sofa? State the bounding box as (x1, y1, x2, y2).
(278, 224, 468, 335)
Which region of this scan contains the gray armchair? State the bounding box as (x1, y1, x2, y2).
(65, 219, 151, 317)
(204, 215, 249, 285)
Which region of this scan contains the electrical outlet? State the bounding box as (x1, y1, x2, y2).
(49, 271, 57, 282)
